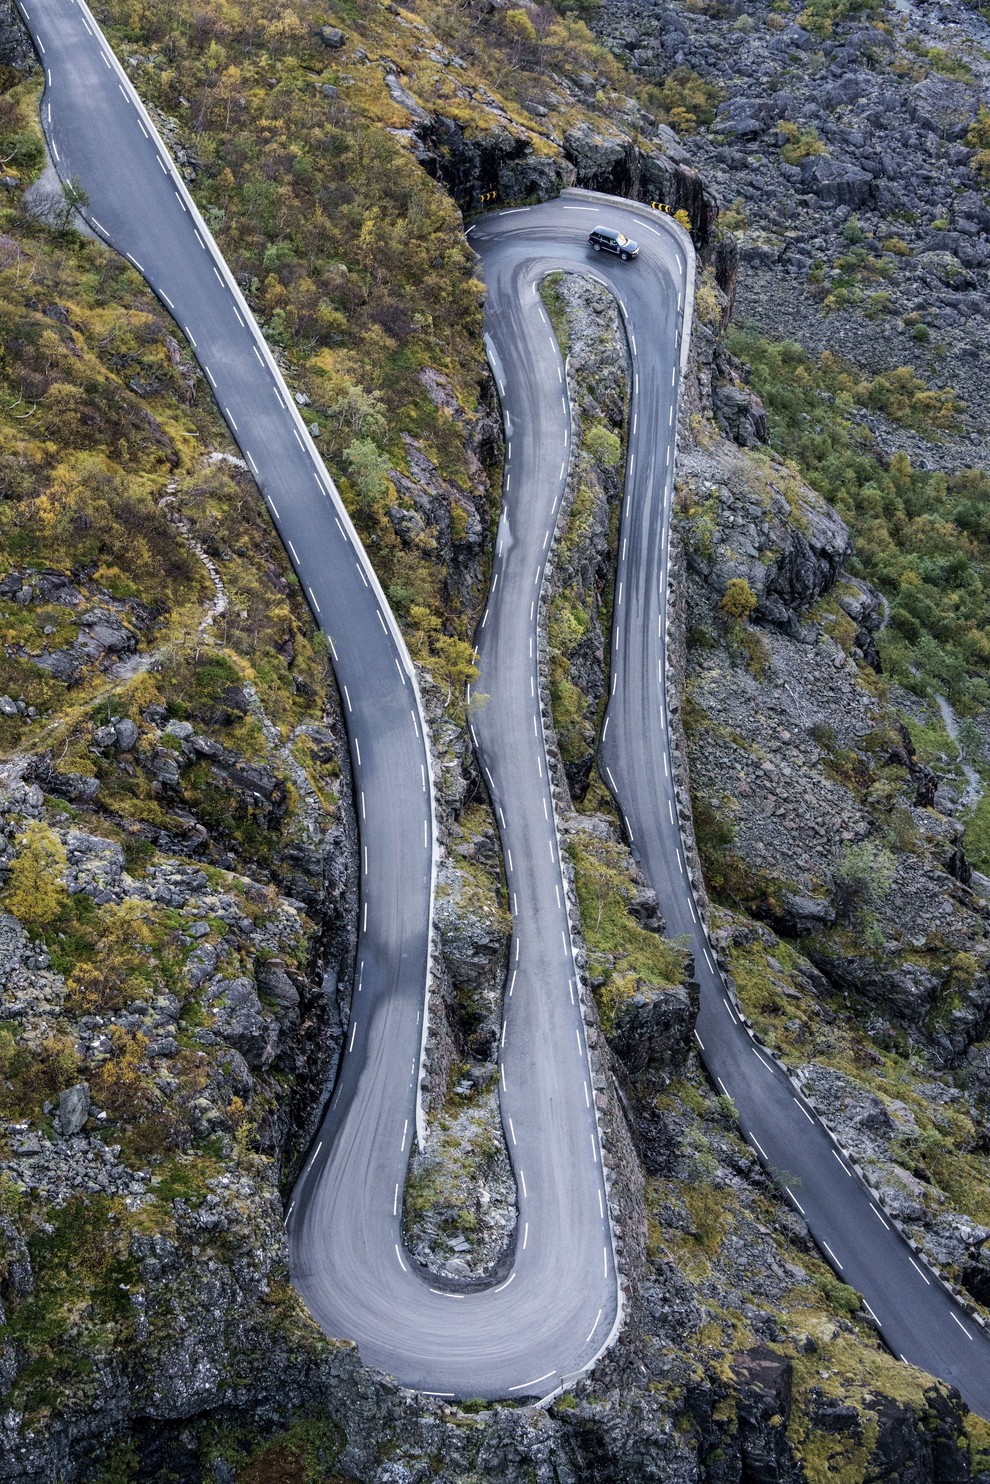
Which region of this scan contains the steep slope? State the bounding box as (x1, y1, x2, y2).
(676, 280, 990, 1332)
(0, 52, 369, 1480)
(2, 0, 990, 1475)
(598, 0, 990, 443)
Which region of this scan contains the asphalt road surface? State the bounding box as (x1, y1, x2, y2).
(22, 0, 621, 1402)
(21, 0, 990, 1412)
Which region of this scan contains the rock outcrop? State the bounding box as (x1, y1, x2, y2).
(403, 800, 517, 1281)
(682, 453, 851, 634)
(408, 112, 719, 256)
(543, 273, 627, 797)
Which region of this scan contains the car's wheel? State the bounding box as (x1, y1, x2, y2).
(620, 251, 630, 261)
(592, 242, 601, 251)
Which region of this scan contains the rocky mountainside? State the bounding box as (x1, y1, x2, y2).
(678, 269, 990, 1314)
(1, 0, 990, 1474)
(0, 92, 369, 1468)
(537, 266, 990, 1483)
(598, 0, 990, 468)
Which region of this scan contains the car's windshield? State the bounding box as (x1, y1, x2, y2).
(616, 233, 629, 245)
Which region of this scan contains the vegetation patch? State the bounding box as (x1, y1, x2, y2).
(728, 328, 988, 710)
(962, 771, 990, 875)
(569, 831, 686, 1033)
(235, 1417, 345, 1484)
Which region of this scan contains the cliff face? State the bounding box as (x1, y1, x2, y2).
(412, 110, 720, 256)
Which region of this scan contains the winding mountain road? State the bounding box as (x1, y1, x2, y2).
(19, 0, 990, 1415)
(514, 198, 990, 1418)
(21, 0, 623, 1402)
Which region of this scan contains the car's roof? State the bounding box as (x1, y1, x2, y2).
(592, 226, 619, 237)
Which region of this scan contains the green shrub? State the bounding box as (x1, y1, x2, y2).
(504, 8, 539, 46)
(965, 104, 990, 151)
(237, 1419, 344, 1484)
(833, 840, 895, 922)
(720, 577, 758, 621)
(3, 822, 68, 930)
(585, 421, 622, 469)
(797, 0, 880, 36)
(778, 121, 828, 164)
(648, 67, 720, 134)
(569, 834, 686, 1033)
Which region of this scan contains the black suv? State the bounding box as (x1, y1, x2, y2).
(588, 226, 639, 261)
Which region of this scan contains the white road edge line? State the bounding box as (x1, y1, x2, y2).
(822, 1241, 843, 1272)
(508, 1370, 556, 1393)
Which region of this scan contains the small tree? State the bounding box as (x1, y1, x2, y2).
(91, 1027, 151, 1118)
(432, 635, 479, 705)
(3, 820, 68, 929)
(326, 381, 387, 449)
(24, 174, 89, 235)
(406, 604, 478, 707)
(64, 176, 89, 218)
(504, 7, 539, 45)
(720, 577, 758, 622)
(957, 717, 983, 759)
(407, 603, 441, 659)
(343, 438, 392, 516)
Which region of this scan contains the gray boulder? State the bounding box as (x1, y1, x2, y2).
(822, 73, 870, 110)
(113, 718, 138, 751)
(798, 1063, 899, 1161)
(206, 976, 280, 1069)
(385, 74, 429, 125)
(778, 891, 837, 936)
(799, 155, 873, 208)
(907, 75, 979, 140)
(712, 383, 768, 448)
(256, 960, 300, 1024)
(58, 1083, 90, 1136)
(610, 981, 698, 1080)
(715, 96, 780, 138)
(689, 467, 850, 632)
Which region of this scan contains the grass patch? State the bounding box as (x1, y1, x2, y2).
(963, 770, 990, 874)
(569, 832, 686, 1033)
(539, 273, 570, 359)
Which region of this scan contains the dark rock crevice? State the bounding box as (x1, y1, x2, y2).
(411, 110, 722, 263)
